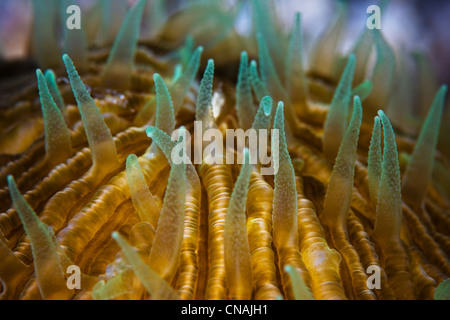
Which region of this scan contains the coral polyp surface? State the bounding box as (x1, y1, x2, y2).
(0, 0, 449, 300)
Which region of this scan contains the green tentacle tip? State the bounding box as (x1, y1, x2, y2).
(63, 53, 118, 170)
(171, 46, 204, 112)
(402, 85, 447, 206)
(262, 96, 272, 116)
(63, 54, 89, 104)
(146, 126, 175, 164)
(323, 53, 356, 163)
(251, 96, 273, 131)
(352, 80, 373, 102)
(285, 12, 308, 103)
(7, 175, 54, 245)
(284, 265, 314, 300)
(44, 69, 66, 115)
(229, 148, 251, 210)
(236, 51, 255, 129)
(369, 29, 396, 108)
(272, 102, 298, 247)
(257, 32, 284, 100)
(249, 59, 269, 101)
(224, 147, 253, 299)
(274, 101, 286, 134)
(146, 126, 156, 138)
(36, 69, 71, 160)
(7, 175, 70, 299)
(153, 73, 175, 135)
(434, 279, 450, 300)
(368, 115, 382, 207)
(100, 0, 146, 90)
(8, 175, 39, 229)
(274, 101, 289, 160)
(374, 109, 402, 241)
(180, 35, 195, 69)
(322, 95, 362, 226)
(196, 59, 216, 130)
(273, 101, 291, 167)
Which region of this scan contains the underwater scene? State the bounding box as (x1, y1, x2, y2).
(0, 0, 449, 300)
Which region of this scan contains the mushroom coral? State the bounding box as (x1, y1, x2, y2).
(0, 0, 449, 300)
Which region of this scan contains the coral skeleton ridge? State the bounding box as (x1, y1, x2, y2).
(0, 0, 449, 300)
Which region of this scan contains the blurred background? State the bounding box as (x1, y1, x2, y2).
(0, 0, 449, 84)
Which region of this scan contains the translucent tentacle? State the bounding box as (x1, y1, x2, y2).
(322, 96, 362, 228)
(112, 232, 179, 300)
(402, 86, 447, 209)
(236, 52, 256, 130)
(36, 69, 72, 163)
(368, 116, 382, 208)
(63, 54, 119, 173)
(148, 157, 186, 283)
(126, 154, 160, 228)
(154, 73, 176, 135)
(323, 54, 356, 163)
(44, 70, 67, 119)
(100, 0, 146, 90)
(195, 59, 217, 132)
(224, 148, 253, 299)
(8, 176, 71, 300)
